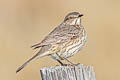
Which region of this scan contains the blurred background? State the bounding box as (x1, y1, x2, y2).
(0, 0, 120, 80)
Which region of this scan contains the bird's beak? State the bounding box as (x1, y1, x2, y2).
(79, 14, 84, 17)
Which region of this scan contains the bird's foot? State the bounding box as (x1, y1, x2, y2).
(61, 63, 80, 66)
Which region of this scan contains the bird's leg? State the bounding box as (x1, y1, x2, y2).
(56, 59, 64, 65)
(65, 58, 81, 66)
(56, 53, 68, 66)
(63, 58, 80, 66)
(56, 53, 75, 66)
(63, 58, 76, 65)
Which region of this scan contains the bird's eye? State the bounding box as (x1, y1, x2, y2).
(69, 17, 72, 19)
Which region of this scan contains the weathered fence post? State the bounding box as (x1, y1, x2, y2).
(40, 64, 96, 80)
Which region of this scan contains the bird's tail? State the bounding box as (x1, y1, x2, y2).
(16, 53, 40, 73)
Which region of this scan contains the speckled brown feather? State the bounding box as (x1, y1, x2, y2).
(31, 24, 82, 49)
(16, 12, 86, 73)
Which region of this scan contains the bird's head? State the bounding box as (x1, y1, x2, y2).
(64, 12, 83, 25)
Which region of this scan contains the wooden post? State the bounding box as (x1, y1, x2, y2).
(40, 64, 96, 80)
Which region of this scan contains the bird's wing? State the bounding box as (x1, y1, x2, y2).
(31, 24, 82, 49)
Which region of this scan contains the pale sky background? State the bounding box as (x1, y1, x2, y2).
(0, 0, 120, 80)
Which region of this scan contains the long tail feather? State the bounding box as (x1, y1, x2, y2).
(16, 53, 39, 73)
(31, 43, 42, 49)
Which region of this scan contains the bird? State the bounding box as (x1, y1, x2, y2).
(16, 12, 87, 73)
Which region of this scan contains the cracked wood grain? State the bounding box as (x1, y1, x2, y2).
(40, 64, 96, 80)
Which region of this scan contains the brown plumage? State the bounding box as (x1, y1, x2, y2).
(16, 12, 86, 73)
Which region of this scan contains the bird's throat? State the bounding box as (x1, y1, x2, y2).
(75, 18, 81, 25)
(66, 18, 81, 25)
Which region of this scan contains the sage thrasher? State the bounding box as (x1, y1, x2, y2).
(16, 12, 87, 73)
